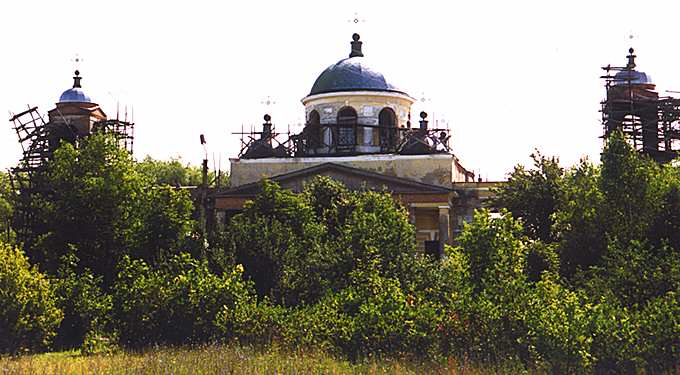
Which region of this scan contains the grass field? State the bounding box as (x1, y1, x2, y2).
(0, 345, 526, 375)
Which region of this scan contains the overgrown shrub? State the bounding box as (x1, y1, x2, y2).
(278, 252, 442, 360)
(635, 291, 680, 373)
(21, 134, 195, 285)
(0, 243, 63, 353)
(225, 180, 326, 305)
(453, 210, 590, 370)
(112, 254, 254, 347)
(588, 297, 640, 373)
(226, 177, 419, 306)
(523, 276, 593, 372)
(525, 241, 559, 283)
(215, 297, 286, 347)
(53, 252, 113, 353)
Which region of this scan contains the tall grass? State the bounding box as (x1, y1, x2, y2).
(0, 345, 527, 375)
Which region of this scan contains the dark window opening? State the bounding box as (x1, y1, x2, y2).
(379, 107, 398, 150)
(306, 110, 321, 148)
(337, 107, 357, 147)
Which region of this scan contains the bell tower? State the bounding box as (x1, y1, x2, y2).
(47, 70, 107, 148)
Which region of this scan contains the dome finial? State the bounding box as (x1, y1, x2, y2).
(626, 47, 636, 69)
(350, 33, 363, 58)
(262, 114, 272, 139)
(73, 70, 82, 88)
(419, 111, 428, 129)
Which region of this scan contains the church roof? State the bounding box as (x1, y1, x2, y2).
(308, 34, 407, 96)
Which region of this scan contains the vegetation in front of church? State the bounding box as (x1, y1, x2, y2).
(0, 132, 678, 373)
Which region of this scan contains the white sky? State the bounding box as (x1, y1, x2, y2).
(2, 0, 680, 180)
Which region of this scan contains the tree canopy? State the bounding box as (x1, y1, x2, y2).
(18, 134, 195, 283)
(493, 131, 680, 306)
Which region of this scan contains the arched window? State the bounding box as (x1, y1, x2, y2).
(379, 107, 397, 150)
(306, 110, 321, 148)
(336, 106, 357, 147)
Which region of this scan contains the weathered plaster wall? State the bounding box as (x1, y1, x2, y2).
(229, 154, 459, 188)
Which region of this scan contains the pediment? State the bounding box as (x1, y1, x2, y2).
(215, 162, 453, 197)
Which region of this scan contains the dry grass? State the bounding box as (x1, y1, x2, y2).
(0, 345, 523, 375)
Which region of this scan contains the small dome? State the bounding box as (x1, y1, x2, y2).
(58, 70, 92, 103)
(612, 69, 652, 86)
(59, 87, 92, 103)
(612, 48, 653, 86)
(309, 57, 406, 96)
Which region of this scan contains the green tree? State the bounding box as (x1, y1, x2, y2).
(600, 131, 664, 244)
(487, 131, 680, 370)
(0, 242, 63, 353)
(53, 252, 113, 352)
(0, 172, 14, 244)
(225, 180, 325, 304)
(225, 177, 421, 306)
(20, 134, 195, 283)
(453, 210, 532, 362)
(491, 151, 564, 243)
(552, 159, 605, 277)
(456, 209, 527, 291)
(112, 253, 253, 347)
(494, 132, 674, 278)
(136, 156, 228, 187)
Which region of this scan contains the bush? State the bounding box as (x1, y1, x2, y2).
(635, 291, 680, 373)
(226, 180, 326, 305)
(280, 252, 442, 360)
(588, 297, 640, 373)
(0, 243, 63, 353)
(227, 177, 419, 306)
(112, 254, 254, 347)
(215, 297, 286, 347)
(525, 241, 559, 283)
(20, 134, 196, 285)
(53, 252, 113, 353)
(524, 276, 593, 372)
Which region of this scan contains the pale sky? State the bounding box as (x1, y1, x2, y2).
(2, 0, 680, 180)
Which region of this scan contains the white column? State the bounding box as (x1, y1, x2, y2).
(322, 127, 333, 150)
(363, 126, 373, 146)
(438, 206, 451, 255)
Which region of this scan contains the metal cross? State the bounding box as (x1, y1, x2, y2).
(348, 12, 365, 25)
(71, 53, 83, 70)
(261, 96, 276, 107)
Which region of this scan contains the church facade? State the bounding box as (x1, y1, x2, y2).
(214, 34, 495, 254)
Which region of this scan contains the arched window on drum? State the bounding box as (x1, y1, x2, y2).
(379, 107, 398, 150)
(336, 106, 357, 148)
(306, 110, 321, 149)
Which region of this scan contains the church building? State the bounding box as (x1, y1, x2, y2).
(214, 34, 495, 254)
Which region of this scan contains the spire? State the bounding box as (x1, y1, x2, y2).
(72, 70, 82, 88)
(349, 33, 363, 58)
(626, 47, 636, 70)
